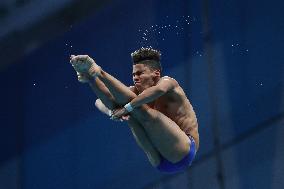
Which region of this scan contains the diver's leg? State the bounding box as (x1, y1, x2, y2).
(70, 54, 135, 106)
(130, 108, 191, 163)
(88, 77, 118, 109)
(94, 69, 190, 163)
(98, 69, 137, 104)
(127, 116, 161, 167)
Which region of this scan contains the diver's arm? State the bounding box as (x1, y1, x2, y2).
(95, 85, 137, 116)
(130, 77, 176, 108)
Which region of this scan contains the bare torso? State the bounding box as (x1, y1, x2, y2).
(133, 76, 199, 150)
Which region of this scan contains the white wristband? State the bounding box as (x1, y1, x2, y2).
(124, 102, 134, 112)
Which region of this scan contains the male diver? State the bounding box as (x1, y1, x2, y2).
(69, 47, 199, 173)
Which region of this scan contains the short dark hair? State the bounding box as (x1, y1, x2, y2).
(131, 47, 162, 71)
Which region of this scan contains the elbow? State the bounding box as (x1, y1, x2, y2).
(95, 99, 102, 108)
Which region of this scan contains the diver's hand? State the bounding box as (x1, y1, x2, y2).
(111, 107, 129, 120)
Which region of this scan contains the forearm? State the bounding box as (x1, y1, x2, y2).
(130, 86, 164, 108)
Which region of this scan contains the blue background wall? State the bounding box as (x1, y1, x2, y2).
(0, 0, 284, 188)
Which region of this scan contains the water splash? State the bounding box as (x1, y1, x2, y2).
(138, 15, 197, 47)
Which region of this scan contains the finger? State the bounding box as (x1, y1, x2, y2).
(111, 109, 118, 114)
(122, 115, 130, 120)
(113, 113, 122, 119)
(110, 115, 120, 121)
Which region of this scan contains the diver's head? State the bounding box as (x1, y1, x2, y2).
(131, 47, 162, 92)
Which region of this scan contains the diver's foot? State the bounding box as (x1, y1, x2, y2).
(88, 63, 102, 78)
(76, 72, 89, 83)
(70, 55, 101, 77)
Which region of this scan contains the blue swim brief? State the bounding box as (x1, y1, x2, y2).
(156, 136, 196, 173)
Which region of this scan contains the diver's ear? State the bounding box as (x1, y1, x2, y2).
(153, 69, 161, 78)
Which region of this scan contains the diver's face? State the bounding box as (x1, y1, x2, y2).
(132, 63, 160, 92)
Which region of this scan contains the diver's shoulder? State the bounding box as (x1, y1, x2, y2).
(161, 76, 179, 86)
(161, 76, 177, 82)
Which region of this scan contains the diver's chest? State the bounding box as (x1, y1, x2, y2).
(154, 96, 177, 112)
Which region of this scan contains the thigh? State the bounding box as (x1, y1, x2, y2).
(132, 108, 191, 163)
(127, 117, 161, 167)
